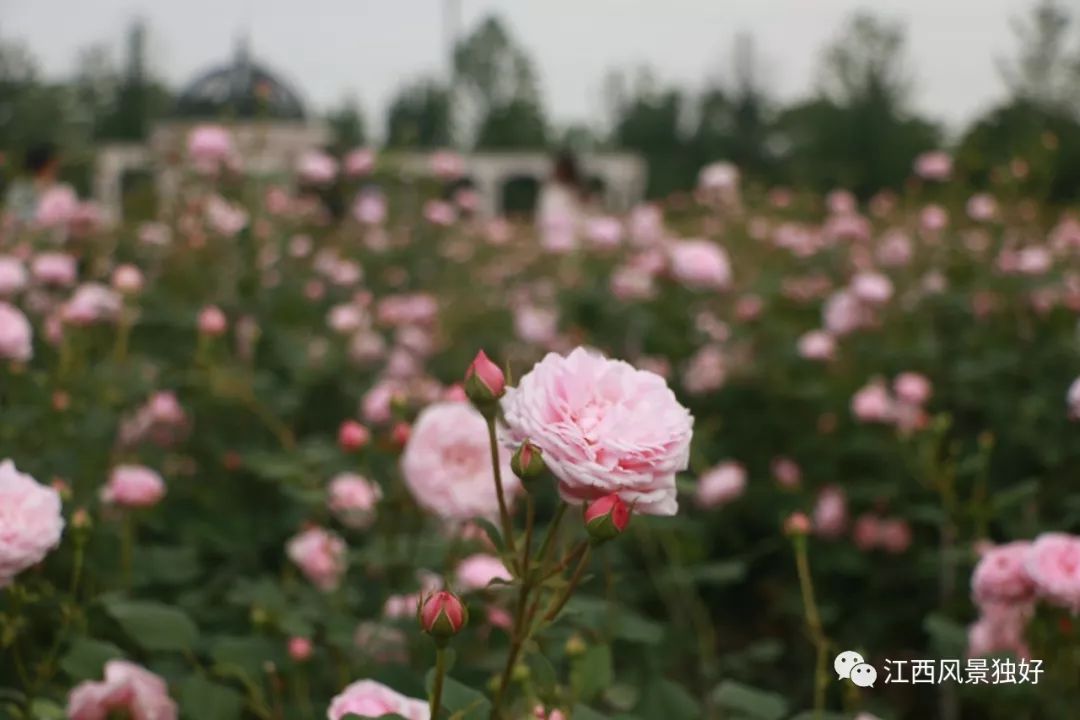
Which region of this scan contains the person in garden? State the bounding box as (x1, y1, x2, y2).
(3, 142, 62, 225)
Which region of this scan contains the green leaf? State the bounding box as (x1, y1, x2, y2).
(427, 674, 491, 719)
(571, 644, 613, 703)
(178, 676, 245, 720)
(636, 679, 700, 720)
(527, 652, 558, 696)
(104, 599, 199, 652)
(473, 517, 506, 554)
(924, 613, 967, 656)
(711, 680, 787, 720)
(28, 699, 66, 719)
(210, 636, 282, 677)
(59, 638, 125, 680)
(136, 545, 201, 586)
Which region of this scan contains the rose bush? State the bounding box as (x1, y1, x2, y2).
(0, 133, 1078, 719)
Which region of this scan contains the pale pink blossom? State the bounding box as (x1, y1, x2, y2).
(31, 252, 77, 287)
(695, 461, 747, 509)
(328, 473, 382, 529)
(36, 184, 79, 227)
(850, 272, 893, 305)
(423, 200, 457, 226)
(0, 303, 33, 362)
(682, 344, 726, 395)
(972, 541, 1036, 607)
(585, 216, 623, 249)
(501, 347, 693, 516)
(455, 553, 512, 592)
(851, 380, 894, 423)
(111, 264, 144, 295)
(344, 148, 376, 176)
(198, 305, 227, 336)
(297, 150, 338, 184)
(812, 486, 847, 538)
(101, 465, 165, 509)
(668, 240, 732, 291)
(67, 660, 177, 720)
(914, 151, 952, 181)
(430, 150, 465, 179)
(771, 457, 802, 488)
(401, 401, 519, 520)
(327, 680, 429, 720)
(797, 330, 835, 361)
(187, 124, 233, 168)
(0, 257, 28, 296)
(62, 284, 121, 326)
(514, 305, 558, 345)
(287, 526, 347, 592)
(893, 372, 932, 406)
(0, 460, 63, 586)
(353, 192, 387, 225)
(1025, 532, 1080, 611)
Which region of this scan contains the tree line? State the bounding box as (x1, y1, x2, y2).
(3, 1, 1080, 201)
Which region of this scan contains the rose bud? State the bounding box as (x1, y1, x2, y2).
(784, 511, 812, 536)
(584, 493, 630, 544)
(338, 420, 370, 452)
(464, 350, 506, 409)
(391, 421, 411, 448)
(198, 305, 228, 336)
(510, 440, 545, 481)
(419, 590, 468, 643)
(288, 636, 313, 662)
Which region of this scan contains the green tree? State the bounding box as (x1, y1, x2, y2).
(326, 95, 366, 152)
(384, 79, 451, 149)
(776, 12, 939, 196)
(453, 15, 547, 148)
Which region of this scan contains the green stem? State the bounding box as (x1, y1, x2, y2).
(544, 544, 592, 622)
(485, 418, 516, 558)
(430, 647, 447, 719)
(793, 535, 828, 719)
(535, 502, 568, 567)
(121, 514, 135, 589)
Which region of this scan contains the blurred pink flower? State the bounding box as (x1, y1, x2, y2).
(402, 401, 519, 520)
(198, 305, 227, 336)
(850, 272, 893, 305)
(0, 302, 33, 362)
(812, 486, 847, 539)
(668, 239, 732, 291)
(514, 304, 559, 345)
(628, 204, 664, 246)
(851, 380, 894, 423)
(771, 457, 802, 488)
(187, 124, 233, 168)
(287, 526, 347, 592)
(67, 660, 177, 720)
(101, 465, 165, 509)
(288, 636, 313, 662)
(967, 602, 1032, 659)
(297, 150, 338, 184)
(431, 150, 465, 179)
(695, 461, 747, 509)
(328, 473, 382, 529)
(972, 541, 1036, 607)
(914, 151, 952, 181)
(0, 460, 63, 587)
(893, 372, 932, 406)
(111, 264, 144, 295)
(0, 256, 28, 296)
(31, 252, 77, 287)
(455, 553, 512, 592)
(344, 148, 376, 176)
(682, 344, 726, 395)
(501, 347, 693, 516)
(1025, 533, 1080, 612)
(797, 330, 835, 362)
(585, 216, 623, 249)
(62, 284, 121, 326)
(423, 199, 457, 226)
(353, 191, 387, 225)
(328, 680, 429, 720)
(967, 193, 998, 222)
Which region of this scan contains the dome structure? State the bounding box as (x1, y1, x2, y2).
(174, 39, 306, 121)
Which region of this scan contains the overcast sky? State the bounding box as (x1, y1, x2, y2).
(5, 0, 1035, 137)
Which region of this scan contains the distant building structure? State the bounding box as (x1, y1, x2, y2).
(94, 40, 646, 221)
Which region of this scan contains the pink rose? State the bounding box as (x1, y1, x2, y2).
(682, 344, 726, 395)
(797, 330, 834, 362)
(851, 381, 894, 423)
(297, 150, 338, 184)
(455, 553, 512, 593)
(101, 465, 166, 508)
(0, 460, 64, 586)
(327, 473, 382, 529)
(344, 148, 376, 176)
(585, 216, 624, 249)
(0, 302, 33, 362)
(0, 256, 27, 296)
(353, 192, 387, 225)
(430, 150, 465, 179)
(914, 151, 952, 181)
(812, 486, 847, 539)
(967, 602, 1032, 659)
(198, 305, 227, 336)
(668, 239, 732, 291)
(822, 290, 865, 336)
(287, 526, 347, 592)
(67, 660, 177, 720)
(893, 372, 932, 406)
(62, 283, 122, 326)
(1068, 377, 1080, 420)
(31, 252, 77, 286)
(695, 461, 747, 509)
(850, 272, 893, 305)
(771, 457, 802, 488)
(514, 305, 558, 345)
(972, 541, 1036, 607)
(327, 679, 429, 720)
(423, 200, 457, 226)
(501, 347, 693, 516)
(1025, 532, 1080, 611)
(967, 193, 998, 222)
(698, 162, 739, 193)
(628, 204, 664, 246)
(111, 264, 144, 295)
(401, 401, 519, 520)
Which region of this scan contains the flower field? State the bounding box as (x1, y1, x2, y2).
(2, 135, 1080, 720)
